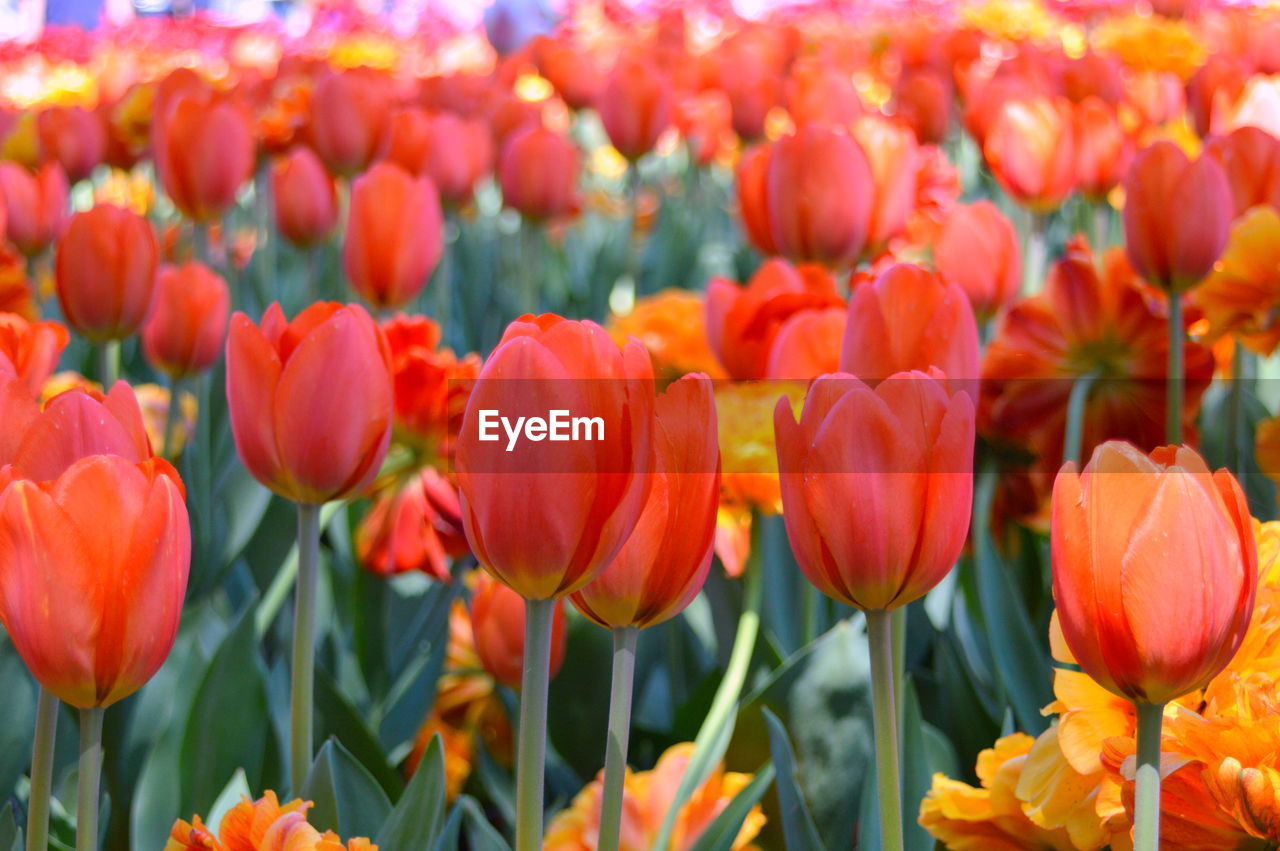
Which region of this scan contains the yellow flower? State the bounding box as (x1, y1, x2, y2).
(608, 291, 727, 381)
(1091, 14, 1206, 80)
(134, 383, 199, 457)
(1192, 207, 1280, 356)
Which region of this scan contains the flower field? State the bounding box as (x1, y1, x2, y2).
(2, 1, 1280, 849)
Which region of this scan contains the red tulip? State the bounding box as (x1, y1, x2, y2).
(570, 375, 719, 629)
(1186, 55, 1249, 139)
(765, 308, 848, 380)
(784, 58, 863, 128)
(55, 204, 158, 343)
(35, 106, 105, 184)
(271, 147, 339, 248)
(1202, 127, 1280, 218)
(152, 90, 255, 223)
(382, 314, 480, 454)
(0, 161, 68, 256)
(379, 109, 492, 206)
(0, 453, 189, 708)
(765, 124, 874, 267)
(598, 55, 672, 161)
(532, 36, 605, 111)
(774, 370, 974, 610)
(3, 381, 152, 481)
(715, 41, 782, 141)
(934, 201, 1021, 320)
(498, 125, 579, 222)
(355, 467, 467, 581)
(471, 572, 567, 690)
(0, 314, 68, 396)
(851, 115, 920, 250)
(841, 264, 980, 383)
(1051, 442, 1256, 704)
(1122, 141, 1233, 291)
(895, 69, 952, 145)
(1072, 97, 1132, 202)
(225, 302, 392, 504)
(983, 95, 1077, 212)
(308, 70, 393, 177)
(142, 263, 231, 379)
(455, 315, 654, 600)
(343, 162, 443, 310)
(734, 145, 776, 255)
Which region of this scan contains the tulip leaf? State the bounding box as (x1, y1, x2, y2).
(762, 708, 827, 851)
(0, 802, 19, 851)
(431, 796, 510, 851)
(315, 669, 401, 798)
(0, 640, 36, 799)
(204, 769, 252, 835)
(901, 676, 958, 851)
(374, 734, 446, 851)
(687, 762, 775, 851)
(301, 738, 392, 841)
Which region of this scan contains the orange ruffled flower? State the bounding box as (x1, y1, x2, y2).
(543, 743, 765, 850)
(166, 791, 375, 851)
(608, 290, 727, 381)
(1192, 206, 1280, 356)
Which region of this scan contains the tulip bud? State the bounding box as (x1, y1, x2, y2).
(308, 70, 393, 177)
(1202, 126, 1280, 218)
(498, 125, 579, 222)
(55, 204, 159, 343)
(379, 109, 493, 206)
(152, 89, 255, 223)
(1051, 442, 1256, 704)
(598, 55, 672, 161)
(0, 314, 69, 396)
(784, 58, 863, 128)
(571, 374, 719, 629)
(841, 263, 980, 383)
(343, 162, 444, 311)
(774, 371, 975, 610)
(142, 263, 231, 379)
(934, 201, 1021, 320)
(472, 572, 567, 689)
(1072, 97, 1132, 202)
(1122, 141, 1233, 291)
(734, 145, 776, 255)
(271, 147, 339, 248)
(455, 315, 655, 599)
(983, 95, 1077, 212)
(895, 70, 952, 145)
(35, 106, 106, 184)
(851, 115, 919, 250)
(532, 35, 605, 111)
(0, 161, 68, 256)
(226, 302, 393, 504)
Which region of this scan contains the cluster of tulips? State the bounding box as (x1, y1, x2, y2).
(2, 0, 1280, 849)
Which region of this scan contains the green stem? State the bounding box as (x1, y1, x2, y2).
(26, 688, 58, 851)
(1022, 213, 1049, 295)
(515, 597, 556, 851)
(867, 609, 904, 851)
(1167, 293, 1184, 445)
(161, 376, 184, 459)
(98, 340, 121, 387)
(597, 627, 638, 851)
(802, 583, 822, 645)
(1227, 340, 1244, 480)
(254, 502, 342, 639)
(1092, 203, 1110, 252)
(1064, 371, 1098, 467)
(891, 606, 906, 742)
(1134, 701, 1165, 851)
(75, 707, 104, 851)
(193, 223, 211, 267)
(290, 502, 321, 791)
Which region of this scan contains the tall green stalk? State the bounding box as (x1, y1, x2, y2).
(1133, 701, 1166, 851)
(597, 627, 639, 851)
(1167, 294, 1184, 445)
(26, 688, 58, 851)
(514, 597, 556, 851)
(75, 707, 104, 851)
(98, 340, 121, 387)
(867, 608, 904, 851)
(290, 502, 321, 790)
(1064, 371, 1098, 467)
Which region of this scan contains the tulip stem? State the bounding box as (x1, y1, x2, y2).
(515, 597, 556, 851)
(162, 377, 184, 459)
(98, 340, 121, 387)
(1064, 370, 1098, 467)
(26, 688, 58, 851)
(1134, 701, 1166, 851)
(75, 707, 103, 851)
(1167, 293, 1184, 445)
(1022, 213, 1049, 295)
(290, 501, 321, 791)
(597, 626, 638, 851)
(891, 606, 906, 740)
(1092, 204, 1111, 252)
(867, 608, 904, 851)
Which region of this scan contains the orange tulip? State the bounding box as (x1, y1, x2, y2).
(35, 106, 105, 184)
(983, 94, 1077, 212)
(784, 57, 863, 128)
(714, 40, 782, 141)
(734, 144, 776, 255)
(1072, 97, 1132, 202)
(225, 302, 392, 504)
(382, 314, 479, 454)
(934, 200, 1021, 320)
(2, 380, 152, 480)
(1187, 55, 1249, 139)
(379, 109, 492, 206)
(0, 313, 68, 396)
(765, 124, 874, 267)
(531, 35, 605, 111)
(598, 55, 672, 161)
(704, 259, 843, 380)
(1122, 141, 1233, 291)
(1202, 126, 1280, 219)
(895, 69, 952, 146)
(571, 374, 719, 629)
(152, 90, 255, 223)
(774, 370, 974, 611)
(54, 204, 158, 343)
(765, 307, 848, 380)
(142, 262, 230, 379)
(454, 315, 654, 600)
(271, 146, 339, 248)
(355, 467, 467, 581)
(471, 572, 567, 689)
(851, 115, 920, 251)
(1051, 442, 1256, 704)
(0, 161, 68, 256)
(307, 70, 393, 177)
(498, 125, 579, 222)
(0, 452, 188, 708)
(343, 162, 443, 311)
(841, 263, 980, 383)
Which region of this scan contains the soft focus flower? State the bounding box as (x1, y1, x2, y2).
(1072, 98, 1132, 202)
(381, 315, 479, 456)
(225, 302, 392, 505)
(608, 290, 726, 380)
(543, 742, 766, 850)
(142, 262, 230, 379)
(774, 370, 974, 611)
(933, 201, 1021, 321)
(0, 161, 68, 256)
(734, 145, 776, 255)
(983, 95, 1077, 213)
(343, 162, 443, 311)
(851, 114, 920, 251)
(1216, 75, 1280, 140)
(498, 125, 579, 222)
(895, 69, 953, 146)
(378, 109, 492, 206)
(1192, 205, 1280, 355)
(355, 467, 466, 580)
(532, 35, 605, 111)
(598, 54, 672, 161)
(152, 89, 255, 224)
(135, 383, 198, 457)
(0, 313, 68, 395)
(35, 105, 105, 184)
(54, 204, 158, 343)
(784, 57, 863, 128)
(1201, 126, 1280, 219)
(470, 571, 567, 689)
(1051, 441, 1256, 705)
(307, 69, 392, 177)
(271, 147, 339, 248)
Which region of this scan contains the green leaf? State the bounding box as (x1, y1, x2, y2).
(375, 734, 446, 851)
(205, 769, 252, 836)
(179, 604, 270, 818)
(762, 709, 827, 851)
(301, 739, 391, 841)
(431, 796, 509, 851)
(688, 763, 775, 851)
(315, 670, 401, 799)
(0, 801, 20, 851)
(0, 639, 37, 798)
(901, 677, 956, 851)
